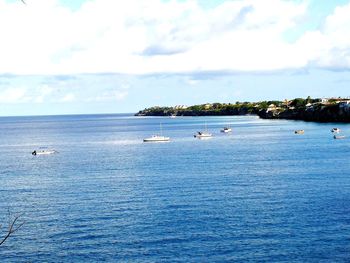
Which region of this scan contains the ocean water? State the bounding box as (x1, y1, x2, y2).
(0, 114, 350, 262)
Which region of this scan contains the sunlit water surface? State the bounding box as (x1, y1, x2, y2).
(1, 114, 350, 262)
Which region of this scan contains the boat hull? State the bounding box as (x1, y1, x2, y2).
(221, 129, 232, 133)
(143, 136, 170, 142)
(32, 150, 57, 155)
(194, 133, 212, 139)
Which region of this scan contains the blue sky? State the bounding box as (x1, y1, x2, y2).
(1, 0, 350, 116)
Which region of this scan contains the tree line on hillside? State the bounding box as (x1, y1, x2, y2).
(136, 96, 337, 116)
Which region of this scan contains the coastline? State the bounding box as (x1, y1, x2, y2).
(135, 98, 350, 123)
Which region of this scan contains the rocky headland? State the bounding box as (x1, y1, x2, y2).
(135, 97, 350, 122)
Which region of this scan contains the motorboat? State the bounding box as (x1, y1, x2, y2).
(334, 135, 346, 139)
(143, 135, 170, 142)
(144, 123, 170, 142)
(331, 128, 341, 133)
(32, 149, 57, 155)
(220, 127, 232, 133)
(294, 130, 304, 134)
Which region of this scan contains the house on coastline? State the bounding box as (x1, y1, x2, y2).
(174, 105, 188, 110)
(204, 103, 212, 110)
(266, 104, 276, 112)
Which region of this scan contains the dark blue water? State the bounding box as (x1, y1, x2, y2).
(0, 114, 350, 262)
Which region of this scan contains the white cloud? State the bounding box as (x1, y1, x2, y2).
(112, 90, 128, 101)
(301, 2, 350, 69)
(0, 0, 350, 74)
(93, 90, 129, 102)
(0, 87, 29, 103)
(186, 78, 199, 86)
(0, 84, 66, 103)
(60, 93, 75, 102)
(34, 85, 54, 103)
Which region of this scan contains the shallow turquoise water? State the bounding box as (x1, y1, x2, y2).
(0, 114, 350, 262)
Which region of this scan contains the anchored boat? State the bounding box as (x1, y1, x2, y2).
(32, 149, 57, 155)
(220, 127, 232, 133)
(143, 135, 170, 142)
(194, 131, 213, 138)
(194, 122, 213, 139)
(143, 123, 170, 142)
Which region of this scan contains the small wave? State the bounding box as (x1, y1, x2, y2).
(92, 140, 142, 146)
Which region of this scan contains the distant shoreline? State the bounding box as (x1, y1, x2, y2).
(135, 98, 350, 123)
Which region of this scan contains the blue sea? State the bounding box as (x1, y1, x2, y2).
(0, 114, 350, 262)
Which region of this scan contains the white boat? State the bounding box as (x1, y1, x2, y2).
(32, 149, 57, 155)
(194, 122, 213, 138)
(143, 123, 170, 142)
(331, 128, 341, 133)
(294, 130, 304, 134)
(334, 135, 346, 139)
(143, 135, 170, 142)
(194, 131, 212, 138)
(169, 115, 176, 118)
(220, 127, 232, 133)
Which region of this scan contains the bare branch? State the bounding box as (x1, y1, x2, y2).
(0, 213, 25, 246)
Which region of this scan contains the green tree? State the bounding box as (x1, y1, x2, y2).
(306, 96, 312, 104)
(291, 98, 306, 108)
(259, 101, 269, 109)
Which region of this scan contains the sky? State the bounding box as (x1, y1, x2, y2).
(1, 0, 350, 116)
